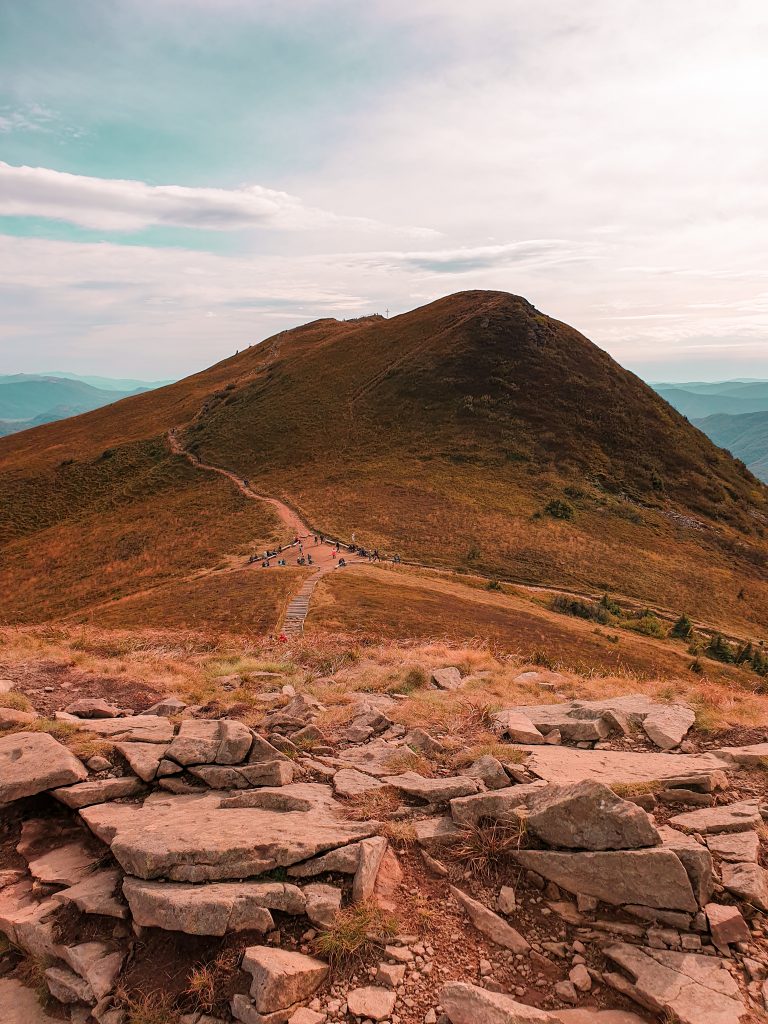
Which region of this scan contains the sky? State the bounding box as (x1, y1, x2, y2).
(1, 0, 767, 382)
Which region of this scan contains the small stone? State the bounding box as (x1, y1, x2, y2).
(346, 985, 396, 1021)
(497, 886, 516, 915)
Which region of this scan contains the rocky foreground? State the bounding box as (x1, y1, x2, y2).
(1, 668, 767, 1024)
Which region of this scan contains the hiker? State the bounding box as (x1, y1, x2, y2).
(338, 557, 346, 567)
(243, 479, 249, 488)
(332, 550, 337, 560)
(307, 554, 313, 565)
(262, 560, 269, 568)
(335, 541, 340, 551)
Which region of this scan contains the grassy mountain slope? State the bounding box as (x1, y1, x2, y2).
(1, 290, 767, 639)
(694, 411, 768, 484)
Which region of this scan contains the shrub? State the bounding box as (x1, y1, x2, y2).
(628, 611, 666, 638)
(705, 634, 736, 664)
(599, 593, 622, 616)
(452, 819, 528, 880)
(552, 595, 609, 624)
(544, 499, 574, 520)
(486, 579, 502, 591)
(671, 614, 693, 640)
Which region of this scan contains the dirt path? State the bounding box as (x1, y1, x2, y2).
(168, 430, 363, 633)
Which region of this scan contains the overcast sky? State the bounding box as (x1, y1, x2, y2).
(1, 0, 767, 381)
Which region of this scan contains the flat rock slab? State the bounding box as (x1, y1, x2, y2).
(332, 768, 386, 798)
(0, 978, 63, 1023)
(517, 746, 729, 787)
(81, 788, 377, 881)
(603, 942, 745, 1024)
(717, 742, 768, 766)
(381, 771, 479, 802)
(52, 776, 145, 809)
(73, 716, 173, 743)
(669, 800, 761, 835)
(27, 840, 101, 887)
(0, 731, 87, 803)
(333, 738, 406, 777)
(449, 782, 548, 827)
(123, 877, 306, 934)
(440, 982, 555, 1023)
(51, 868, 126, 919)
(706, 831, 760, 863)
(514, 848, 698, 911)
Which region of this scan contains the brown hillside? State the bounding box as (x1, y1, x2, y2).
(1, 290, 767, 638)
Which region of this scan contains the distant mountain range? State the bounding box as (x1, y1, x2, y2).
(650, 380, 768, 482)
(0, 373, 173, 437)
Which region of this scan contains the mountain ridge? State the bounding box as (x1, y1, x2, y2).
(1, 290, 767, 639)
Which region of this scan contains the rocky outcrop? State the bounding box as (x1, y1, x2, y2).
(81, 787, 378, 882)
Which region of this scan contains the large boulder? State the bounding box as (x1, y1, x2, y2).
(720, 861, 768, 911)
(492, 711, 545, 744)
(241, 946, 328, 1014)
(430, 667, 463, 690)
(514, 848, 698, 911)
(642, 705, 695, 750)
(0, 732, 87, 803)
(449, 782, 548, 827)
(164, 719, 252, 766)
(525, 781, 661, 850)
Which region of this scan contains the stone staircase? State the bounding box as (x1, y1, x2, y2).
(281, 570, 324, 635)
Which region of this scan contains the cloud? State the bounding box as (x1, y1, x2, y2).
(0, 162, 434, 236)
(361, 239, 599, 274)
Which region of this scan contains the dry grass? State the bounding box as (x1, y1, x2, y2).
(1, 716, 113, 761)
(383, 749, 436, 777)
(117, 990, 181, 1024)
(452, 819, 529, 881)
(0, 691, 32, 711)
(314, 900, 398, 969)
(377, 820, 418, 849)
(341, 788, 401, 821)
(184, 949, 239, 1015)
(16, 954, 52, 1006)
(449, 737, 528, 769)
(611, 780, 665, 799)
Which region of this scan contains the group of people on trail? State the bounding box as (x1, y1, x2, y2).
(252, 531, 402, 569)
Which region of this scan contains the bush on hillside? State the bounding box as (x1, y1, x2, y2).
(544, 499, 574, 520)
(628, 611, 666, 638)
(671, 613, 694, 640)
(552, 594, 610, 624)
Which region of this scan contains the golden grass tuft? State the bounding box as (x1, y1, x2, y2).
(314, 901, 398, 969)
(341, 788, 402, 821)
(117, 990, 182, 1024)
(452, 818, 528, 881)
(0, 691, 32, 711)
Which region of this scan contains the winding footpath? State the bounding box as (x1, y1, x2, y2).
(168, 430, 361, 635)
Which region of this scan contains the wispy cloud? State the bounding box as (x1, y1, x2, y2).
(360, 239, 600, 274)
(0, 162, 435, 236)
